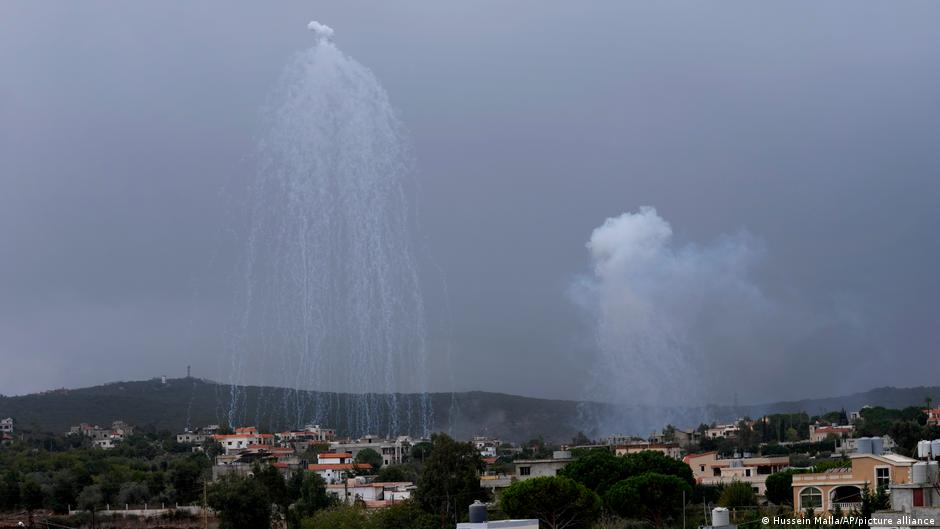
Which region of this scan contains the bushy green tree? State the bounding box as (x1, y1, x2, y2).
(558, 450, 626, 495)
(718, 481, 756, 508)
(293, 472, 333, 518)
(21, 480, 45, 527)
(208, 475, 272, 529)
(254, 462, 289, 512)
(301, 504, 369, 529)
(370, 500, 438, 529)
(354, 448, 383, 472)
(500, 476, 601, 529)
(0, 471, 20, 510)
(765, 470, 796, 505)
(376, 464, 417, 483)
(605, 473, 691, 529)
(415, 433, 484, 526)
(560, 449, 693, 496)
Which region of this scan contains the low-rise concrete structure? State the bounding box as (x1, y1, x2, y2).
(514, 451, 573, 480)
(615, 442, 682, 460)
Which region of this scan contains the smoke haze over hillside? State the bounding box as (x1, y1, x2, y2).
(1, 1, 939, 404)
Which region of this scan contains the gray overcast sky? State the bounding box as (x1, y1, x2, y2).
(1, 1, 938, 404)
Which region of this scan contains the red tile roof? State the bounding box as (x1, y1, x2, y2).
(308, 463, 372, 471)
(318, 452, 353, 459)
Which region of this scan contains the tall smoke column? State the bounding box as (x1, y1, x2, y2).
(574, 207, 768, 433)
(227, 20, 431, 437)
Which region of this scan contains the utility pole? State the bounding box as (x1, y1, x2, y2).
(683, 489, 686, 529)
(203, 479, 208, 529)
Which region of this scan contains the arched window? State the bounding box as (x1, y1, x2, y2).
(800, 487, 823, 509)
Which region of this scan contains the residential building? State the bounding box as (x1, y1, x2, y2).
(837, 436, 896, 454)
(706, 423, 741, 439)
(606, 434, 639, 446)
(924, 406, 940, 427)
(0, 418, 13, 434)
(212, 427, 274, 454)
(514, 451, 573, 480)
(685, 452, 789, 494)
(276, 424, 336, 444)
(69, 420, 134, 448)
(809, 424, 854, 443)
(330, 435, 412, 466)
(673, 429, 700, 450)
(870, 460, 940, 529)
(93, 438, 117, 450)
(325, 477, 414, 507)
(309, 452, 372, 484)
(791, 452, 917, 512)
(615, 442, 683, 460)
(176, 430, 208, 445)
(473, 436, 501, 458)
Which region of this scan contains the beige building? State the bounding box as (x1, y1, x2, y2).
(615, 442, 682, 460)
(809, 424, 854, 443)
(705, 423, 741, 439)
(791, 452, 917, 513)
(685, 452, 789, 494)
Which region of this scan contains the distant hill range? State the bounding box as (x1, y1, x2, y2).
(1, 378, 938, 442)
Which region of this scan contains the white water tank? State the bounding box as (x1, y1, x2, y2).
(856, 437, 873, 454)
(871, 437, 885, 456)
(712, 507, 731, 528)
(918, 440, 932, 458)
(927, 461, 939, 483)
(912, 462, 928, 484)
(931, 439, 940, 458)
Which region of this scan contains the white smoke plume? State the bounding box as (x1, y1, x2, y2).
(307, 20, 334, 41)
(575, 207, 769, 415)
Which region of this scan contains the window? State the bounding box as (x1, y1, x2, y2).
(700, 465, 706, 472)
(713, 467, 721, 477)
(519, 466, 531, 476)
(876, 467, 890, 489)
(800, 487, 823, 510)
(745, 469, 752, 477)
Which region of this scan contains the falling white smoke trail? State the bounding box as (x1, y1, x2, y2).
(227, 21, 431, 437)
(574, 207, 768, 433)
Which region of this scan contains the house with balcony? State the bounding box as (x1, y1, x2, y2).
(309, 452, 372, 484)
(791, 452, 917, 513)
(212, 427, 274, 454)
(330, 435, 412, 467)
(685, 452, 789, 495)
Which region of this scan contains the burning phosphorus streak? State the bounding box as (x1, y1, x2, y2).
(227, 19, 432, 437)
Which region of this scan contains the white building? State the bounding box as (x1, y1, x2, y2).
(473, 436, 501, 458)
(0, 418, 13, 434)
(309, 452, 372, 484)
(326, 477, 415, 507)
(705, 423, 741, 439)
(93, 438, 116, 449)
(212, 427, 273, 454)
(176, 431, 208, 445)
(330, 435, 412, 466)
(514, 451, 573, 480)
